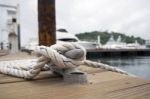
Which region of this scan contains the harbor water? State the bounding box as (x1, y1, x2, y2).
(92, 56, 150, 80)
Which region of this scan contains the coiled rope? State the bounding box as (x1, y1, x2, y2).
(0, 43, 129, 79)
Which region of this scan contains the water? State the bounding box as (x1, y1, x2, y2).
(92, 56, 150, 80)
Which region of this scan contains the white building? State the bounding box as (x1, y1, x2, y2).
(0, 3, 19, 53)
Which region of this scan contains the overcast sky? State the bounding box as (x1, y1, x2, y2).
(0, 0, 150, 46)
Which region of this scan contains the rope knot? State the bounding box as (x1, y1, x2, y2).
(34, 43, 86, 69)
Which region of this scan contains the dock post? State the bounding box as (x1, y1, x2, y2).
(38, 0, 56, 46)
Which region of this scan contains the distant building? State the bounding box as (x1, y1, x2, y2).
(7, 8, 19, 53)
(0, 4, 19, 53)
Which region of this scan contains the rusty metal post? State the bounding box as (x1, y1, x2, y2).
(38, 0, 56, 46)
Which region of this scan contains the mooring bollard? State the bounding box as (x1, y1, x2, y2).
(63, 71, 88, 84)
(53, 68, 88, 84)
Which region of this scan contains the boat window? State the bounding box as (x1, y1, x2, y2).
(57, 29, 68, 32)
(58, 38, 78, 42)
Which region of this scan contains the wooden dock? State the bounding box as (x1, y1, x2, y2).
(0, 53, 150, 99)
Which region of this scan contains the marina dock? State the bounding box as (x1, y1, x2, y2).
(87, 48, 150, 58)
(0, 53, 150, 99)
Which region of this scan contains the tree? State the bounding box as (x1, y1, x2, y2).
(76, 31, 145, 45)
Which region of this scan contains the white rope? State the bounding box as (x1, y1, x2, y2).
(0, 42, 130, 79)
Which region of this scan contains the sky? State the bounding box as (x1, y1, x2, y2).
(0, 0, 150, 46)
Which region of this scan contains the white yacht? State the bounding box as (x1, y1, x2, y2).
(56, 29, 79, 43)
(56, 29, 98, 49)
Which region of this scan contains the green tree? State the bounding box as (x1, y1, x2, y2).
(76, 31, 145, 45)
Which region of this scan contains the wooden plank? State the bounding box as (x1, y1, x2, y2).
(0, 71, 150, 99)
(0, 71, 59, 84)
(38, 0, 56, 46)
